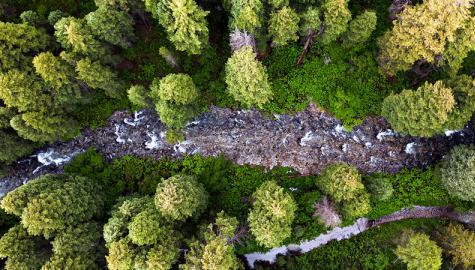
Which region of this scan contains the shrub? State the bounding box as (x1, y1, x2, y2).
(225, 46, 272, 108)
(395, 232, 442, 270)
(441, 223, 475, 269)
(381, 81, 455, 137)
(316, 163, 364, 203)
(367, 175, 394, 201)
(248, 181, 297, 248)
(435, 145, 475, 202)
(154, 174, 208, 221)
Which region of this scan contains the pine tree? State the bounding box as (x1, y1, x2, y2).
(300, 7, 321, 36)
(441, 223, 475, 269)
(0, 21, 50, 72)
(443, 17, 475, 77)
(395, 232, 442, 270)
(154, 0, 209, 54)
(0, 130, 36, 165)
(229, 0, 264, 35)
(381, 81, 455, 137)
(435, 145, 475, 202)
(85, 7, 136, 48)
(127, 85, 153, 108)
(1, 174, 103, 238)
(377, 0, 472, 76)
(320, 0, 351, 44)
(150, 74, 198, 105)
(316, 163, 364, 202)
(341, 11, 377, 48)
(269, 7, 299, 46)
(154, 175, 208, 221)
(76, 58, 123, 98)
(225, 46, 272, 108)
(248, 181, 297, 248)
(128, 208, 174, 245)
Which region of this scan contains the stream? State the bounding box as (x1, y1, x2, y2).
(244, 205, 475, 268)
(0, 104, 473, 196)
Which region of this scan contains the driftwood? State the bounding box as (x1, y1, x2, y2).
(295, 24, 325, 66)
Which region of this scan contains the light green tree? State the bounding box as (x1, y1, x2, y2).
(181, 211, 241, 270)
(10, 112, 79, 143)
(341, 190, 371, 219)
(395, 232, 442, 270)
(154, 175, 208, 221)
(320, 0, 351, 44)
(0, 21, 50, 72)
(316, 163, 364, 202)
(154, 0, 209, 54)
(248, 181, 297, 248)
(229, 0, 263, 35)
(300, 7, 321, 36)
(225, 46, 271, 108)
(435, 145, 475, 202)
(441, 223, 475, 269)
(377, 0, 472, 76)
(443, 75, 475, 130)
(381, 81, 455, 137)
(1, 174, 103, 238)
(76, 58, 123, 98)
(341, 10, 377, 48)
(0, 225, 50, 270)
(128, 85, 153, 108)
(85, 7, 136, 48)
(269, 7, 299, 46)
(128, 208, 174, 245)
(151, 74, 198, 105)
(155, 101, 196, 129)
(443, 17, 475, 77)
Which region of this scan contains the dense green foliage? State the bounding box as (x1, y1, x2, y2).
(316, 163, 363, 202)
(395, 232, 442, 270)
(248, 181, 297, 248)
(435, 145, 475, 202)
(441, 223, 475, 269)
(269, 7, 299, 46)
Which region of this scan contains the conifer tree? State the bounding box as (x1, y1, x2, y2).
(269, 7, 299, 46)
(154, 0, 210, 54)
(341, 10, 377, 48)
(248, 181, 297, 248)
(76, 58, 123, 98)
(0, 130, 36, 164)
(300, 7, 321, 36)
(381, 81, 455, 137)
(395, 232, 442, 270)
(441, 223, 475, 269)
(229, 0, 264, 35)
(85, 7, 136, 48)
(225, 46, 272, 108)
(317, 163, 364, 202)
(320, 0, 351, 44)
(128, 85, 153, 108)
(378, 0, 472, 76)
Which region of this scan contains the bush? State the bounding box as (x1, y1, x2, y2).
(367, 175, 394, 201)
(154, 174, 208, 221)
(248, 181, 297, 248)
(435, 145, 475, 202)
(395, 232, 442, 270)
(316, 163, 364, 203)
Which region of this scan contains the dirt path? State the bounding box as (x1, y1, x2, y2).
(244, 205, 475, 268)
(1, 104, 473, 195)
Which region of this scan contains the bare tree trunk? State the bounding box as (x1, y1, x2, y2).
(295, 24, 325, 66)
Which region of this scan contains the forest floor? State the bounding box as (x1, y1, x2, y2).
(1, 103, 473, 195)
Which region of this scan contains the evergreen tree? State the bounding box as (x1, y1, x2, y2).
(0, 21, 50, 72)
(0, 130, 36, 164)
(341, 190, 371, 219)
(229, 0, 264, 35)
(181, 212, 241, 270)
(85, 7, 136, 48)
(435, 145, 475, 202)
(320, 0, 351, 44)
(153, 0, 209, 54)
(300, 7, 321, 36)
(269, 7, 299, 46)
(76, 58, 123, 98)
(341, 11, 377, 48)
(128, 208, 173, 245)
(395, 232, 442, 270)
(381, 81, 455, 137)
(225, 46, 272, 108)
(248, 181, 297, 248)
(1, 174, 103, 238)
(377, 0, 472, 76)
(441, 223, 475, 269)
(443, 75, 475, 131)
(155, 100, 196, 129)
(20, 10, 41, 26)
(150, 73, 198, 105)
(316, 163, 364, 202)
(0, 225, 50, 270)
(47, 10, 69, 26)
(443, 17, 475, 77)
(127, 85, 153, 108)
(154, 175, 208, 221)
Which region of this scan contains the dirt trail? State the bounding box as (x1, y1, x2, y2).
(245, 205, 475, 268)
(1, 104, 473, 195)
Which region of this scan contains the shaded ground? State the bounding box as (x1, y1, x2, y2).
(1, 104, 473, 195)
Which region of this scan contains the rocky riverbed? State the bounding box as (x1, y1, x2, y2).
(1, 104, 473, 195)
